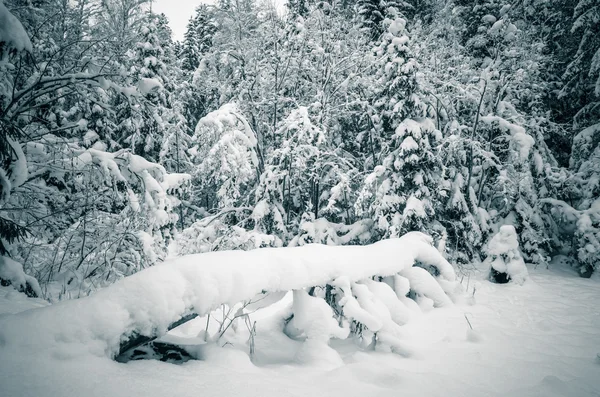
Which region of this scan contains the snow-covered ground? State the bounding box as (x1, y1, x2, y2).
(0, 257, 598, 397)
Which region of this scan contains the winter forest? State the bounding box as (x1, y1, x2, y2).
(0, 0, 599, 396)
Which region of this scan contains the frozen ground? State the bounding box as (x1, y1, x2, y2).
(0, 257, 598, 397)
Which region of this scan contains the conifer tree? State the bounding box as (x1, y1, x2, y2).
(357, 18, 444, 239)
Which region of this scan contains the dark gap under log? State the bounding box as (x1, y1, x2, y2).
(116, 313, 198, 362)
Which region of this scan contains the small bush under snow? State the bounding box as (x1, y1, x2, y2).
(0, 256, 41, 298)
(484, 225, 529, 284)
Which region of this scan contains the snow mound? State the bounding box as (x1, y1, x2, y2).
(137, 77, 162, 94)
(0, 232, 455, 359)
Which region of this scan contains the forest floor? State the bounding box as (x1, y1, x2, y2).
(0, 257, 599, 397)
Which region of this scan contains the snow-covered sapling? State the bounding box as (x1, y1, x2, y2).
(485, 225, 529, 284)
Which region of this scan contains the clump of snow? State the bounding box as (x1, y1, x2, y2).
(289, 217, 372, 247)
(484, 225, 529, 284)
(4, 136, 28, 193)
(481, 14, 497, 24)
(0, 2, 32, 54)
(388, 18, 407, 37)
(334, 278, 413, 356)
(363, 278, 412, 325)
(0, 256, 42, 298)
(400, 267, 452, 307)
(480, 115, 534, 161)
(137, 78, 162, 95)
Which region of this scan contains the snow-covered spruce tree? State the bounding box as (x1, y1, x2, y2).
(477, 108, 553, 265)
(543, 123, 600, 277)
(175, 102, 272, 254)
(178, 5, 219, 130)
(115, 12, 185, 163)
(454, 0, 513, 59)
(573, 200, 600, 278)
(356, 0, 387, 40)
(181, 5, 218, 72)
(252, 106, 329, 243)
(441, 168, 485, 266)
(533, 0, 600, 277)
(356, 18, 444, 240)
(412, 3, 562, 267)
(356, 0, 414, 40)
(484, 225, 528, 284)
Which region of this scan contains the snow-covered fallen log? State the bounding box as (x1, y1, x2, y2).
(0, 232, 456, 360)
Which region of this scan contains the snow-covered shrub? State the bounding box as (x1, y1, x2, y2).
(7, 144, 190, 299)
(289, 214, 372, 247)
(0, 256, 41, 297)
(175, 211, 282, 255)
(484, 225, 528, 284)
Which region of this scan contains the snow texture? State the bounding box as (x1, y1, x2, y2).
(400, 267, 452, 307)
(137, 77, 163, 94)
